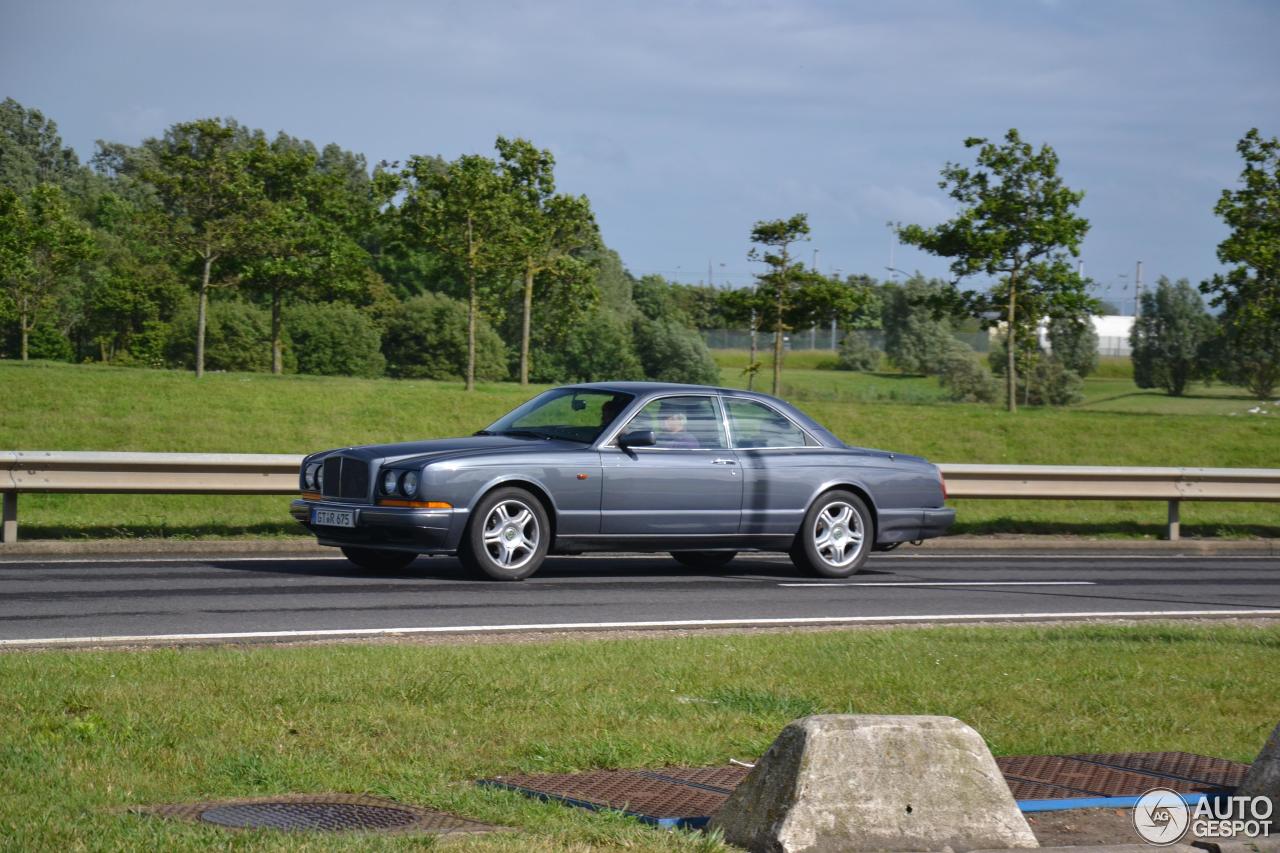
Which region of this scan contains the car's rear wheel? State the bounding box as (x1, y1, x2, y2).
(670, 551, 737, 569)
(460, 487, 549, 581)
(341, 546, 418, 571)
(789, 490, 873, 578)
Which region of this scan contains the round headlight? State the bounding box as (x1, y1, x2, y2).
(303, 463, 316, 489)
(382, 470, 399, 495)
(400, 471, 419, 497)
(316, 464, 325, 491)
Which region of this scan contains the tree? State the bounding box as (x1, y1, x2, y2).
(880, 275, 956, 375)
(0, 98, 82, 193)
(0, 185, 93, 360)
(1202, 129, 1280, 399)
(898, 129, 1091, 412)
(142, 119, 268, 378)
(401, 154, 514, 390)
(1130, 277, 1215, 396)
(247, 135, 378, 374)
(495, 136, 600, 385)
(1047, 313, 1099, 378)
(747, 214, 809, 395)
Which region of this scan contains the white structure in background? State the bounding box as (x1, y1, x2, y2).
(1034, 314, 1135, 357)
(1089, 314, 1135, 357)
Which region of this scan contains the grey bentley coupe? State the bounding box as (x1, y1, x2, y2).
(290, 382, 954, 580)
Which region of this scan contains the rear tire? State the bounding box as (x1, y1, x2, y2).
(670, 551, 737, 569)
(789, 490, 873, 578)
(341, 546, 418, 571)
(460, 487, 550, 581)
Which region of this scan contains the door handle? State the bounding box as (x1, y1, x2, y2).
(711, 458, 737, 465)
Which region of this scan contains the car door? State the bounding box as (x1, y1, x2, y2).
(600, 394, 742, 535)
(723, 396, 826, 535)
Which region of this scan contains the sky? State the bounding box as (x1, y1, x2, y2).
(3, 0, 1277, 312)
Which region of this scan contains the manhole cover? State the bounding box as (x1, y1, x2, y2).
(133, 794, 502, 836)
(200, 801, 419, 831)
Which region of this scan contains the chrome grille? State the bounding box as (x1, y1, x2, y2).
(321, 456, 370, 501)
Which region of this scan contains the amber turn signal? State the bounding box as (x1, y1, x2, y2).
(300, 491, 321, 500)
(376, 499, 452, 509)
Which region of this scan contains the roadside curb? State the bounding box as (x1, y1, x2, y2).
(913, 535, 1280, 556)
(0, 535, 1275, 558)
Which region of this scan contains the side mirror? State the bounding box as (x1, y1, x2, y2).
(619, 429, 655, 448)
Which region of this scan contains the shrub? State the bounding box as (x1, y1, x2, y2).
(4, 322, 74, 361)
(939, 346, 998, 403)
(632, 316, 721, 385)
(1047, 314, 1099, 377)
(382, 292, 507, 381)
(1021, 357, 1084, 406)
(165, 298, 281, 373)
(285, 302, 385, 378)
(836, 332, 881, 372)
(1130, 277, 1215, 396)
(530, 309, 644, 383)
(881, 277, 954, 375)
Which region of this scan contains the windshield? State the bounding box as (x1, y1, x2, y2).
(482, 388, 634, 444)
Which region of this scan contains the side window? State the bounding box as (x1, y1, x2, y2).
(726, 398, 810, 448)
(625, 396, 726, 450)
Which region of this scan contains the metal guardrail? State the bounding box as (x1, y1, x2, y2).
(3, 451, 1278, 544)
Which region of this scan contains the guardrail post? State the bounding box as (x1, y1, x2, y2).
(1, 492, 15, 544)
(1166, 500, 1180, 541)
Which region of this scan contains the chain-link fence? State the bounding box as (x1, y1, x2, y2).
(700, 328, 992, 353)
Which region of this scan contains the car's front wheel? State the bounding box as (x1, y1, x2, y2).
(341, 546, 418, 571)
(670, 551, 737, 569)
(789, 490, 873, 578)
(460, 487, 550, 581)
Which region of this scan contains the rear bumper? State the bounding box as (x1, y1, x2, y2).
(920, 507, 957, 539)
(290, 499, 458, 553)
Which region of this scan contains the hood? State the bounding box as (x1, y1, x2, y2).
(313, 434, 579, 467)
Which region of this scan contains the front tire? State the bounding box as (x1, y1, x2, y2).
(341, 546, 418, 571)
(789, 490, 873, 578)
(670, 551, 737, 569)
(460, 487, 550, 581)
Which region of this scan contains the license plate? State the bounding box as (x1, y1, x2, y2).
(312, 508, 355, 528)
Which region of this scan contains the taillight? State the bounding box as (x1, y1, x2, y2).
(939, 473, 948, 500)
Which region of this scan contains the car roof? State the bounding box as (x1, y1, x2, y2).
(567, 381, 750, 396)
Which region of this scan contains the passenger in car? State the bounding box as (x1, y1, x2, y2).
(657, 403, 700, 448)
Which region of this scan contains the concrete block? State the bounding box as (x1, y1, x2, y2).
(708, 714, 1039, 852)
(1238, 721, 1280, 809)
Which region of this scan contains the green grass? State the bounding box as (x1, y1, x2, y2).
(1, 624, 1276, 850)
(2, 359, 1277, 540)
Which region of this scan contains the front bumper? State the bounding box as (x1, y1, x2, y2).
(290, 498, 458, 553)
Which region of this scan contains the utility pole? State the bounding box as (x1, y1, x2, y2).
(1134, 260, 1143, 317)
(830, 267, 841, 350)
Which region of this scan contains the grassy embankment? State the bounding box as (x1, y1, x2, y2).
(1, 624, 1276, 850)
(1, 357, 1277, 539)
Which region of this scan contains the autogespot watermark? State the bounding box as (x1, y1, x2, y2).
(1133, 788, 1273, 846)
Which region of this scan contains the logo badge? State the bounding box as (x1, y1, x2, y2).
(1133, 788, 1190, 845)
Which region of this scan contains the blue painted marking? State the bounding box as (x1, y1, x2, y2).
(1016, 791, 1216, 813)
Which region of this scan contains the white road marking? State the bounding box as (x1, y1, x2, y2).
(778, 581, 1098, 588)
(0, 553, 1273, 566)
(2, 609, 1278, 647)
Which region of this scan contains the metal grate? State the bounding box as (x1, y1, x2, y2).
(133, 794, 500, 835)
(1065, 752, 1248, 789)
(482, 752, 1250, 826)
(200, 802, 417, 831)
(320, 456, 369, 501)
(482, 769, 733, 827)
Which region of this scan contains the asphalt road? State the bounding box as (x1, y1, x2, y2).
(0, 551, 1277, 647)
